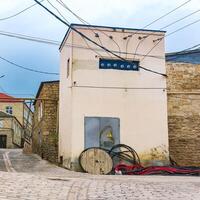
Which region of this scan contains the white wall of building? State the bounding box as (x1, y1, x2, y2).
(59, 25, 168, 169)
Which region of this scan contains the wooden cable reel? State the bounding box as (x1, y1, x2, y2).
(79, 147, 113, 175)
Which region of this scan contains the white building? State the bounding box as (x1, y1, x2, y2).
(59, 24, 168, 170)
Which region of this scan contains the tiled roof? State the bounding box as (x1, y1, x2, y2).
(0, 93, 22, 102)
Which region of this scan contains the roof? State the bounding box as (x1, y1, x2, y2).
(0, 111, 13, 118)
(59, 23, 166, 51)
(34, 80, 59, 105)
(0, 111, 23, 127)
(0, 93, 23, 103)
(166, 48, 200, 64)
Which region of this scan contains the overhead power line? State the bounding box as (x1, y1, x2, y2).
(141, 18, 200, 62)
(0, 30, 165, 59)
(0, 0, 45, 21)
(160, 9, 200, 30)
(55, 0, 122, 56)
(0, 30, 60, 45)
(0, 56, 59, 75)
(142, 0, 192, 29)
(125, 0, 191, 57)
(34, 0, 166, 77)
(53, 0, 114, 58)
(133, 8, 200, 61)
(46, 0, 70, 23)
(166, 43, 200, 61)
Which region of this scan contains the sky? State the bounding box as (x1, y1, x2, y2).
(0, 0, 199, 97)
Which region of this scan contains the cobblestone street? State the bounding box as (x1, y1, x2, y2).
(0, 149, 200, 199)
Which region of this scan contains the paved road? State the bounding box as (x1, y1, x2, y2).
(0, 149, 200, 200)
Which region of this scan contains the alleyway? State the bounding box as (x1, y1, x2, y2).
(0, 149, 200, 199)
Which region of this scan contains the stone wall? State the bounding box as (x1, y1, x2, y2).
(167, 62, 200, 166)
(32, 82, 59, 163)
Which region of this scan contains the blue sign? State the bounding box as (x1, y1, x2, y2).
(99, 59, 139, 71)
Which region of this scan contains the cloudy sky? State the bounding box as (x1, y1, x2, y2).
(0, 0, 199, 97)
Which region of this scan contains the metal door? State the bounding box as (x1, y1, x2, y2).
(0, 135, 7, 148)
(84, 117, 120, 150)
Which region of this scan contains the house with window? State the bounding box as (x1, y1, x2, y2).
(0, 111, 23, 148)
(59, 24, 168, 170)
(0, 93, 33, 147)
(32, 81, 59, 163)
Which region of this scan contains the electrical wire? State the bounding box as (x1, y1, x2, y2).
(54, 0, 112, 57)
(166, 18, 200, 37)
(134, 9, 200, 61)
(55, 0, 122, 56)
(166, 44, 200, 61)
(0, 30, 165, 59)
(160, 9, 200, 30)
(0, 30, 60, 45)
(46, 0, 70, 23)
(141, 18, 200, 62)
(0, 56, 59, 75)
(125, 0, 192, 53)
(0, 0, 45, 21)
(47, 0, 107, 57)
(34, 0, 166, 76)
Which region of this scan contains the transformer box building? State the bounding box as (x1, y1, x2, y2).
(59, 24, 168, 170)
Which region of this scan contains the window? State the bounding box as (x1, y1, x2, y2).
(99, 59, 139, 71)
(67, 58, 70, 78)
(6, 106, 13, 115)
(38, 101, 43, 121)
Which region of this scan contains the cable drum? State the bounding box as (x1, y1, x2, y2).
(79, 147, 113, 175)
(109, 144, 141, 167)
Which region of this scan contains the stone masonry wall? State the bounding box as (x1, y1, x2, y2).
(167, 62, 200, 166)
(32, 82, 59, 163)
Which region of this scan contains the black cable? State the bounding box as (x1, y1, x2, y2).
(34, 0, 166, 77)
(0, 30, 60, 45)
(141, 18, 200, 62)
(166, 18, 200, 37)
(55, 0, 112, 57)
(0, 56, 59, 75)
(0, 0, 45, 21)
(160, 9, 200, 30)
(143, 0, 192, 28)
(47, 0, 106, 57)
(125, 0, 191, 54)
(134, 8, 200, 61)
(46, 0, 70, 23)
(55, 0, 122, 56)
(166, 44, 200, 56)
(0, 30, 165, 59)
(109, 144, 141, 166)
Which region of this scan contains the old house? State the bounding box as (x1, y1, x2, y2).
(0, 93, 33, 147)
(32, 81, 59, 163)
(0, 111, 23, 148)
(166, 48, 200, 166)
(59, 24, 169, 170)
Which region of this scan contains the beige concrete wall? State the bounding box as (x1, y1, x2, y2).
(59, 26, 169, 169)
(59, 32, 73, 167)
(0, 117, 22, 148)
(0, 103, 24, 125)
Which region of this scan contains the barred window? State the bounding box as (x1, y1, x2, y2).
(6, 106, 13, 115)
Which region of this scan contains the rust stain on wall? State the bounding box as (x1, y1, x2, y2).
(139, 145, 169, 166)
